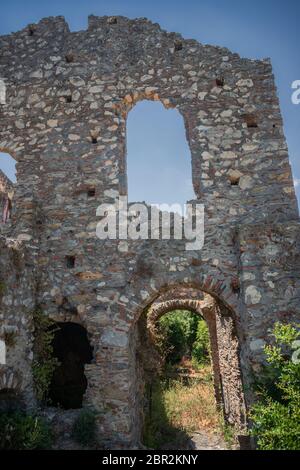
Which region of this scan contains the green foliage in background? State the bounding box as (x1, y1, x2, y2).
(32, 309, 60, 403)
(192, 319, 211, 367)
(158, 310, 210, 366)
(0, 411, 52, 449)
(250, 322, 300, 450)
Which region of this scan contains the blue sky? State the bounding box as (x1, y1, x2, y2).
(0, 0, 299, 208)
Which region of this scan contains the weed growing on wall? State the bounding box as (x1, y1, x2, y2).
(32, 309, 59, 403)
(0, 411, 52, 449)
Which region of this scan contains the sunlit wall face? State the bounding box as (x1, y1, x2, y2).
(0, 0, 299, 205)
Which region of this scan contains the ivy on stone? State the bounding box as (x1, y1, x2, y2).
(32, 309, 59, 403)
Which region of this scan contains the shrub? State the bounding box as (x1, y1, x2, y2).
(250, 322, 300, 450)
(0, 411, 52, 449)
(157, 311, 211, 367)
(72, 409, 97, 447)
(192, 319, 210, 367)
(158, 310, 199, 364)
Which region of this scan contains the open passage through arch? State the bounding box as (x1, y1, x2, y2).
(130, 286, 248, 446)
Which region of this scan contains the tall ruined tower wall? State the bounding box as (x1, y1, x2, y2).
(0, 16, 299, 447)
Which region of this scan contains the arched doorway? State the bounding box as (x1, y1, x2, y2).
(130, 286, 248, 448)
(48, 322, 93, 409)
(144, 308, 221, 449)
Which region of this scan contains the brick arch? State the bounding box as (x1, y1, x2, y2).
(119, 90, 177, 117)
(148, 297, 204, 323)
(129, 272, 241, 328)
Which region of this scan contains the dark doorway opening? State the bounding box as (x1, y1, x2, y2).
(0, 389, 24, 413)
(49, 322, 93, 409)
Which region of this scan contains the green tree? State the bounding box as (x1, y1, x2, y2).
(192, 319, 210, 367)
(158, 310, 199, 364)
(250, 323, 300, 450)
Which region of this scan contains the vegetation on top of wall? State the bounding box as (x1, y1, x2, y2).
(250, 322, 300, 450)
(72, 409, 97, 447)
(0, 411, 53, 450)
(32, 309, 60, 403)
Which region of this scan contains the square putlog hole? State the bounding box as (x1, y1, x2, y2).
(243, 114, 258, 128)
(87, 188, 96, 198)
(65, 255, 75, 269)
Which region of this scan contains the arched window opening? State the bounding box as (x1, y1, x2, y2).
(48, 322, 93, 410)
(126, 101, 195, 213)
(0, 152, 16, 224)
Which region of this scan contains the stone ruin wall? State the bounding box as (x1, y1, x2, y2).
(0, 237, 35, 406)
(0, 15, 299, 447)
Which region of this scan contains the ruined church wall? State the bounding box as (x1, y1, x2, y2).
(0, 15, 299, 447)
